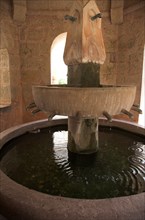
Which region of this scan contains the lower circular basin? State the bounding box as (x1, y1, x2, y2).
(0, 119, 144, 220)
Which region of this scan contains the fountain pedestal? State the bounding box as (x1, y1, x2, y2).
(64, 0, 106, 154)
(67, 63, 100, 154)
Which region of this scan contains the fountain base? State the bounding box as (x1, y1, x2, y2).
(68, 116, 99, 154)
(0, 119, 144, 220)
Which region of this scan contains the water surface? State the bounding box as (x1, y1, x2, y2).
(0, 125, 145, 199)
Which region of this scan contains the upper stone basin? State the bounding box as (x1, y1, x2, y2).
(32, 85, 136, 118)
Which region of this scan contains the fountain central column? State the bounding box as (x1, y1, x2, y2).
(68, 63, 100, 154)
(64, 0, 106, 154)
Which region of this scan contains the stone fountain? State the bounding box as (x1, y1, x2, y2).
(0, 1, 144, 220)
(32, 0, 137, 154)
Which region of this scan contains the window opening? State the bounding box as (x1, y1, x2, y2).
(51, 32, 67, 85)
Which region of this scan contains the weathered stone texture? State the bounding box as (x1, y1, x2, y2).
(20, 11, 70, 121)
(124, 0, 144, 9)
(0, 0, 144, 127)
(100, 18, 118, 85)
(116, 7, 145, 121)
(0, 0, 22, 132)
(13, 0, 27, 23)
(111, 0, 124, 24)
(0, 49, 11, 108)
(116, 8, 144, 96)
(111, 7, 123, 24)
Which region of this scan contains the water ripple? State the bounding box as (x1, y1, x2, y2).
(0, 126, 145, 199)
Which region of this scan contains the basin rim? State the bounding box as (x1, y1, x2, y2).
(0, 118, 144, 220)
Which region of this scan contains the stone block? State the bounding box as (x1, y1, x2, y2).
(21, 82, 34, 104)
(20, 43, 40, 58)
(0, 0, 11, 11)
(1, 20, 19, 40)
(13, 0, 27, 23)
(49, 0, 73, 10)
(118, 61, 130, 72)
(9, 69, 21, 84)
(100, 63, 117, 85)
(9, 55, 20, 70)
(39, 42, 51, 55)
(0, 86, 11, 107)
(111, 0, 124, 24)
(27, 0, 49, 10)
(1, 70, 10, 84)
(0, 30, 19, 54)
(109, 52, 116, 63)
(103, 18, 118, 51)
(0, 50, 9, 68)
(129, 53, 144, 75)
(111, 8, 123, 24)
(27, 28, 45, 41)
(118, 51, 129, 63)
(111, 0, 124, 9)
(20, 27, 26, 41)
(97, 0, 111, 12)
(21, 54, 45, 71)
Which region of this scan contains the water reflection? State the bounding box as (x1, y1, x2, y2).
(0, 125, 145, 199)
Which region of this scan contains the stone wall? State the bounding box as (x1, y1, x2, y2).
(0, 0, 22, 132)
(116, 5, 145, 121)
(0, 0, 144, 130)
(20, 11, 70, 122)
(100, 17, 118, 85)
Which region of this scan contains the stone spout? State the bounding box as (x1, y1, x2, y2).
(64, 0, 106, 65)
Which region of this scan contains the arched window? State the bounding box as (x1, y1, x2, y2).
(51, 32, 68, 84)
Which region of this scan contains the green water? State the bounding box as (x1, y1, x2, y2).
(0, 125, 145, 199)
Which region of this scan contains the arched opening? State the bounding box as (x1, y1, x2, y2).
(51, 32, 68, 85)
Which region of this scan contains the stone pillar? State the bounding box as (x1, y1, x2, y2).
(68, 117, 99, 154)
(67, 63, 100, 87)
(63, 0, 106, 154)
(67, 63, 100, 154)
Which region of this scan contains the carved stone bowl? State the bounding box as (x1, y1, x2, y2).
(32, 85, 136, 118)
